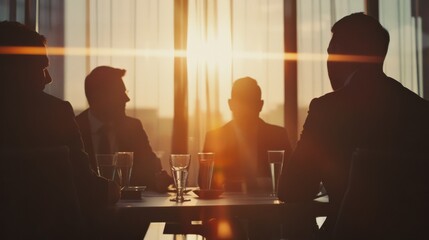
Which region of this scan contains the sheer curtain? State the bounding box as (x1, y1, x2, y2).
(186, 0, 233, 178)
(380, 0, 423, 95)
(186, 0, 284, 185)
(297, 0, 365, 134)
(63, 0, 174, 170)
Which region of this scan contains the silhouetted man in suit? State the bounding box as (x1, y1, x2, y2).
(278, 13, 429, 239)
(203, 77, 291, 239)
(76, 66, 173, 239)
(76, 66, 172, 192)
(0, 21, 120, 238)
(204, 77, 291, 193)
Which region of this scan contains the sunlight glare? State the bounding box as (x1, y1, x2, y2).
(217, 220, 233, 239)
(0, 46, 383, 64)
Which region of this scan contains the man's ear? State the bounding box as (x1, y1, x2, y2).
(228, 99, 233, 111)
(258, 100, 264, 112)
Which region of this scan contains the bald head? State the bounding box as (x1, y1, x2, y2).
(229, 77, 264, 125)
(231, 77, 262, 102)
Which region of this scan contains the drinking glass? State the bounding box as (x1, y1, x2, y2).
(198, 152, 214, 190)
(267, 150, 285, 197)
(95, 154, 116, 180)
(170, 154, 191, 202)
(115, 152, 134, 190)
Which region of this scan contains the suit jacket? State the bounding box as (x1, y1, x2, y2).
(76, 109, 162, 189)
(278, 69, 429, 238)
(203, 118, 291, 192)
(1, 91, 108, 227)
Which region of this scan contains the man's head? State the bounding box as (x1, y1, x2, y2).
(85, 66, 130, 122)
(228, 77, 264, 125)
(327, 13, 390, 90)
(0, 21, 51, 92)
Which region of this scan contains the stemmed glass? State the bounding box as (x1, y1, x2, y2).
(170, 154, 191, 202)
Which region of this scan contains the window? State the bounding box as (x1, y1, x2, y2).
(39, 0, 285, 185)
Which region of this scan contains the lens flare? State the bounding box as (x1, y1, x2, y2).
(0, 46, 383, 64)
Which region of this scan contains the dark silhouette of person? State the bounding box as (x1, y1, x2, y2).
(76, 66, 173, 192)
(203, 76, 291, 193)
(278, 12, 429, 239)
(0, 21, 120, 238)
(203, 77, 292, 239)
(76, 66, 173, 239)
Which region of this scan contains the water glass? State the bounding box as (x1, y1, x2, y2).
(95, 154, 116, 180)
(267, 150, 285, 197)
(115, 152, 134, 190)
(170, 154, 191, 202)
(198, 152, 214, 190)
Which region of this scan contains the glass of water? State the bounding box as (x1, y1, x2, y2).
(95, 154, 117, 180)
(170, 154, 191, 202)
(267, 150, 285, 197)
(115, 152, 134, 190)
(198, 152, 214, 190)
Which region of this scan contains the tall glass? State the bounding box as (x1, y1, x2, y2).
(115, 152, 134, 190)
(267, 150, 285, 197)
(170, 154, 191, 202)
(95, 154, 116, 180)
(198, 152, 214, 190)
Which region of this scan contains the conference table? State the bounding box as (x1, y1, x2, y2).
(106, 188, 329, 236)
(111, 190, 289, 221)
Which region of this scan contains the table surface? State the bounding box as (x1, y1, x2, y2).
(108, 189, 329, 223)
(118, 190, 282, 206)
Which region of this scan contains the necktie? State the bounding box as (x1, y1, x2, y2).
(98, 125, 112, 154)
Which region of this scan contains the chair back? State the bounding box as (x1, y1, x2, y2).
(0, 146, 83, 240)
(334, 149, 429, 240)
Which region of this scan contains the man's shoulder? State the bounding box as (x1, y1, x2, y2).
(75, 109, 89, 121)
(37, 93, 74, 115)
(313, 90, 341, 105)
(203, 122, 236, 146)
(206, 121, 233, 136)
(123, 115, 140, 123)
(305, 89, 350, 116)
(39, 92, 69, 106)
(203, 122, 234, 152)
(259, 119, 285, 130)
(115, 115, 144, 133)
(121, 115, 143, 127)
(258, 120, 290, 142)
(388, 77, 429, 106)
